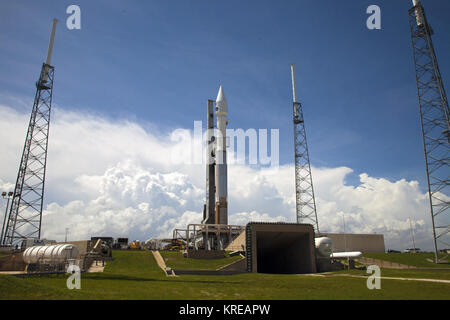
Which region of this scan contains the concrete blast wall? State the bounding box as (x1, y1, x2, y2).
(320, 233, 385, 253)
(246, 222, 316, 274)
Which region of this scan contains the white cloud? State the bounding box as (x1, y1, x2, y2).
(0, 104, 440, 250)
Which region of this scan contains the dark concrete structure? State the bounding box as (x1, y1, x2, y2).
(187, 249, 225, 259)
(245, 222, 316, 274)
(0, 252, 26, 271)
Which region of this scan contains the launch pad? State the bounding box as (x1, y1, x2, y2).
(184, 224, 244, 257)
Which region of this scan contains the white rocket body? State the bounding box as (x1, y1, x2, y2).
(412, 0, 425, 28)
(215, 86, 228, 225)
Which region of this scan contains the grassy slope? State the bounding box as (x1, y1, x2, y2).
(160, 251, 242, 270)
(364, 252, 450, 268)
(0, 250, 449, 300)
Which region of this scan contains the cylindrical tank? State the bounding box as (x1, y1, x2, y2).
(315, 237, 333, 258)
(23, 244, 79, 264)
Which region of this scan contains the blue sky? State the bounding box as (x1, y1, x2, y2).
(1, 0, 449, 190)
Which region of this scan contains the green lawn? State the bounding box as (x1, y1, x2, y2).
(364, 252, 450, 268)
(160, 251, 243, 270)
(333, 268, 450, 281)
(0, 250, 449, 300)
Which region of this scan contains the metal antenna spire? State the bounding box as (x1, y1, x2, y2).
(408, 1, 449, 263)
(2, 19, 58, 246)
(291, 64, 320, 233)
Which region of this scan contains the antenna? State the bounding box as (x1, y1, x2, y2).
(43, 19, 58, 83)
(290, 64, 298, 103)
(409, 218, 416, 251)
(46, 19, 58, 66)
(291, 64, 320, 233)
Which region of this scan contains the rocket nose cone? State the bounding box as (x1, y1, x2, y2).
(216, 86, 226, 103)
(216, 85, 228, 113)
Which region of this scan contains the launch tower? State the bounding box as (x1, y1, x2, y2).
(2, 19, 58, 246)
(291, 64, 320, 233)
(408, 1, 449, 263)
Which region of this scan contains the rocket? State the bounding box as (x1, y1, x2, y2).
(215, 86, 228, 225)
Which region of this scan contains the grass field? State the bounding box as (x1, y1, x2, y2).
(0, 250, 449, 300)
(160, 251, 242, 270)
(364, 252, 450, 268)
(333, 268, 450, 280)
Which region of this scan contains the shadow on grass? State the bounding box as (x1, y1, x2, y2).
(83, 273, 240, 285)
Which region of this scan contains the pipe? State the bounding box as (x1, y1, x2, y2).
(331, 251, 363, 259)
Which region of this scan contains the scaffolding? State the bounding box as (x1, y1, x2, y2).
(2, 63, 55, 246)
(408, 3, 449, 262)
(186, 224, 244, 251)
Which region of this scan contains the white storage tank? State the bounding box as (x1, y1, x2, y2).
(315, 237, 333, 258)
(23, 244, 79, 264)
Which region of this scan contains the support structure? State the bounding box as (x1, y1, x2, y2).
(186, 224, 244, 251)
(408, 1, 449, 262)
(2, 19, 58, 246)
(291, 64, 319, 233)
(202, 99, 216, 224)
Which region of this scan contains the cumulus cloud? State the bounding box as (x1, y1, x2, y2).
(0, 104, 439, 250)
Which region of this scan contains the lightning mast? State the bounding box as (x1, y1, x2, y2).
(408, 1, 449, 263)
(291, 64, 319, 233)
(2, 19, 58, 246)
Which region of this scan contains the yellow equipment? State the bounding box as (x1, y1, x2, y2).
(129, 240, 141, 250)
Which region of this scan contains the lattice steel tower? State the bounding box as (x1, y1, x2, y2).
(2, 19, 58, 246)
(290, 64, 319, 232)
(408, 1, 449, 263)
